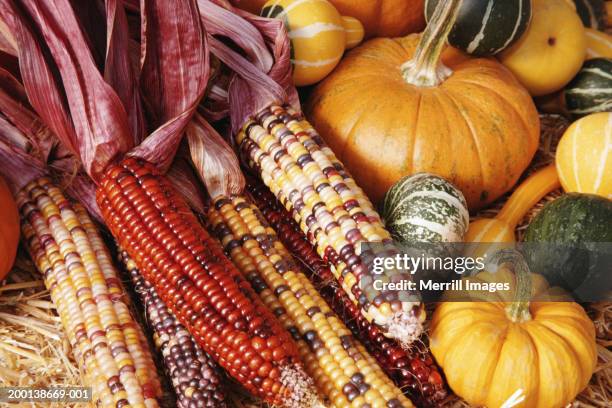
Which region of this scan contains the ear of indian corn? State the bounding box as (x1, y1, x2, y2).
(19, 177, 161, 408)
(236, 105, 424, 344)
(117, 250, 228, 408)
(97, 157, 320, 407)
(247, 182, 448, 407)
(208, 195, 414, 408)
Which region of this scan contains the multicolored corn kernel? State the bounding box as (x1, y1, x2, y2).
(19, 177, 161, 408)
(118, 251, 227, 408)
(208, 195, 414, 408)
(247, 181, 448, 407)
(236, 105, 424, 344)
(97, 157, 320, 407)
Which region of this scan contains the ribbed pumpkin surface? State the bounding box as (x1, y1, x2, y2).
(307, 35, 540, 210)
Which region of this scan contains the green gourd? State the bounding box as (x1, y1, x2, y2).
(382, 173, 469, 243)
(524, 193, 612, 295)
(565, 58, 612, 118)
(425, 0, 531, 55)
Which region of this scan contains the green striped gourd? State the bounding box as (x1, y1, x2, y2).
(425, 0, 531, 56)
(565, 58, 612, 117)
(382, 173, 469, 243)
(261, 0, 364, 86)
(573, 0, 606, 29)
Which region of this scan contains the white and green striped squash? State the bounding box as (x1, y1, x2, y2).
(565, 58, 612, 118)
(573, 0, 606, 30)
(425, 0, 532, 56)
(382, 173, 469, 243)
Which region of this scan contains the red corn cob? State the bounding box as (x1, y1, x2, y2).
(247, 181, 448, 407)
(117, 250, 228, 408)
(97, 157, 320, 407)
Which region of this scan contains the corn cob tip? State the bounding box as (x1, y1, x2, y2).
(369, 305, 425, 347)
(280, 364, 325, 408)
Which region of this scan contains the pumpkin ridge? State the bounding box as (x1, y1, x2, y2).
(453, 77, 537, 188)
(459, 320, 509, 401)
(521, 323, 547, 405)
(405, 91, 422, 175)
(438, 88, 485, 202)
(454, 78, 534, 148)
(336, 96, 381, 171)
(508, 322, 540, 406)
(527, 321, 586, 402)
(532, 309, 596, 336)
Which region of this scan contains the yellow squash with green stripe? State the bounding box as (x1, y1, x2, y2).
(262, 0, 364, 86)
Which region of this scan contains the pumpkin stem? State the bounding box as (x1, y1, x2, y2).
(401, 0, 462, 87)
(488, 249, 532, 322)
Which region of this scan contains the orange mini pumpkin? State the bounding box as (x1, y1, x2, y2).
(233, 0, 425, 38)
(0, 175, 19, 280)
(307, 0, 540, 209)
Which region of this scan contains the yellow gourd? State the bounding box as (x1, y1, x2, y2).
(556, 112, 612, 198)
(500, 0, 586, 96)
(261, 0, 364, 86)
(466, 165, 561, 244)
(341, 16, 364, 49)
(585, 27, 612, 59)
(431, 250, 597, 408)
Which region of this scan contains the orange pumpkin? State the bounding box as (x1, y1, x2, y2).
(306, 0, 540, 210)
(0, 175, 19, 280)
(233, 0, 425, 38)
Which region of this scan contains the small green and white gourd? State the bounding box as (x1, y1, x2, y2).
(382, 173, 469, 243)
(573, 0, 606, 30)
(565, 58, 612, 118)
(425, 0, 532, 56)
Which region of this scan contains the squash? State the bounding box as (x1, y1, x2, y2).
(382, 173, 469, 243)
(564, 59, 612, 119)
(306, 0, 540, 210)
(261, 0, 364, 86)
(499, 0, 586, 96)
(585, 28, 612, 58)
(341, 16, 365, 49)
(466, 164, 561, 243)
(0, 175, 19, 281)
(573, 0, 607, 29)
(524, 193, 612, 291)
(235, 0, 425, 38)
(607, 1, 612, 27)
(556, 112, 612, 197)
(431, 250, 597, 408)
(425, 0, 532, 56)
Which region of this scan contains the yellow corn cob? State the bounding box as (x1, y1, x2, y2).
(208, 195, 413, 408)
(19, 177, 161, 408)
(236, 105, 424, 344)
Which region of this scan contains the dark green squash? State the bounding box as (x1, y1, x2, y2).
(425, 0, 531, 56)
(524, 193, 612, 297)
(573, 0, 606, 30)
(565, 58, 612, 118)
